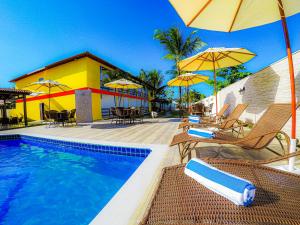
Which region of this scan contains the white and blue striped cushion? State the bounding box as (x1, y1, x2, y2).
(185, 158, 256, 206)
(188, 115, 201, 123)
(188, 128, 215, 139)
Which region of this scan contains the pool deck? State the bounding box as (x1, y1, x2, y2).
(1, 118, 179, 145)
(1, 118, 299, 225)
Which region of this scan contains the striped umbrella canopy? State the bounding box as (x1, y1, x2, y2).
(104, 78, 142, 107)
(168, 73, 209, 107)
(26, 80, 70, 111)
(104, 78, 142, 89)
(178, 47, 255, 112)
(169, 0, 300, 32)
(169, 0, 300, 170)
(167, 73, 209, 87)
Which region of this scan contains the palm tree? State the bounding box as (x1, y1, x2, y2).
(102, 69, 127, 106)
(138, 69, 167, 110)
(154, 27, 206, 107)
(102, 69, 125, 84)
(138, 69, 166, 98)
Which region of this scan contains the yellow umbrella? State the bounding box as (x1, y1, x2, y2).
(104, 78, 142, 89)
(169, 0, 299, 169)
(167, 73, 209, 87)
(104, 78, 142, 107)
(26, 80, 70, 111)
(169, 0, 300, 32)
(178, 47, 255, 112)
(168, 73, 209, 107)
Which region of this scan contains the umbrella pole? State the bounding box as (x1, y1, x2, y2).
(114, 88, 116, 107)
(213, 61, 218, 119)
(118, 91, 121, 107)
(187, 86, 189, 109)
(278, 0, 297, 171)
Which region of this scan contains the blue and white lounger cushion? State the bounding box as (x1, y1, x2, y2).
(188, 115, 201, 123)
(188, 128, 215, 139)
(185, 158, 256, 206)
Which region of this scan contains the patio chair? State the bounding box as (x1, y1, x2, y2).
(1, 117, 9, 127)
(135, 107, 144, 124)
(18, 116, 23, 125)
(182, 103, 230, 124)
(110, 107, 117, 124)
(58, 110, 69, 126)
(179, 104, 248, 137)
(116, 107, 127, 124)
(129, 107, 137, 124)
(140, 152, 300, 225)
(171, 103, 295, 163)
(191, 103, 205, 116)
(49, 110, 59, 126)
(9, 117, 19, 126)
(66, 109, 76, 125)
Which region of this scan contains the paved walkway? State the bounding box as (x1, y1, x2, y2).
(1, 118, 179, 145)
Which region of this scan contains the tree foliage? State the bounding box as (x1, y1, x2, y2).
(182, 89, 206, 104)
(138, 69, 166, 98)
(154, 27, 206, 75)
(153, 28, 206, 62)
(206, 65, 252, 91)
(101, 69, 125, 84)
(154, 27, 206, 105)
(160, 87, 174, 101)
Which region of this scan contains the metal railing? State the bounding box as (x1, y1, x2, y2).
(101, 108, 111, 119)
(100, 85, 148, 98)
(102, 106, 150, 119)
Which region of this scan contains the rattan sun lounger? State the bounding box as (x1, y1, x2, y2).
(172, 103, 294, 163)
(179, 104, 247, 137)
(182, 103, 230, 124)
(140, 152, 300, 225)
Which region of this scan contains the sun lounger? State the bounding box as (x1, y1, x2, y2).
(172, 103, 295, 163)
(179, 104, 247, 137)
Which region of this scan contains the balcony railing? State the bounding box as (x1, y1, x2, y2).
(100, 85, 148, 98)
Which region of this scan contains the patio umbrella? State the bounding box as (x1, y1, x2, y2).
(26, 80, 70, 111)
(169, 0, 299, 170)
(178, 47, 255, 113)
(167, 73, 209, 107)
(104, 78, 142, 107)
(29, 91, 45, 97)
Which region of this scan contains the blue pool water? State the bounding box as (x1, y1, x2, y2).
(0, 136, 148, 225)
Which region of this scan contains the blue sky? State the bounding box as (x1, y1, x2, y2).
(0, 0, 299, 97)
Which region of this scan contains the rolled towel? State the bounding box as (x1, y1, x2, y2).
(188, 128, 215, 139)
(185, 158, 256, 206)
(188, 115, 201, 123)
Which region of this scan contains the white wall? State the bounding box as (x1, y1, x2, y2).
(204, 50, 300, 139)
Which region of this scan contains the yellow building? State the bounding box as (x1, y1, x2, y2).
(10, 52, 150, 122)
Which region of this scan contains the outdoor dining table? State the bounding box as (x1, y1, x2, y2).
(56, 111, 69, 126)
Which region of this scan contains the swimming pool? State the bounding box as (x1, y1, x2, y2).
(0, 135, 151, 225)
